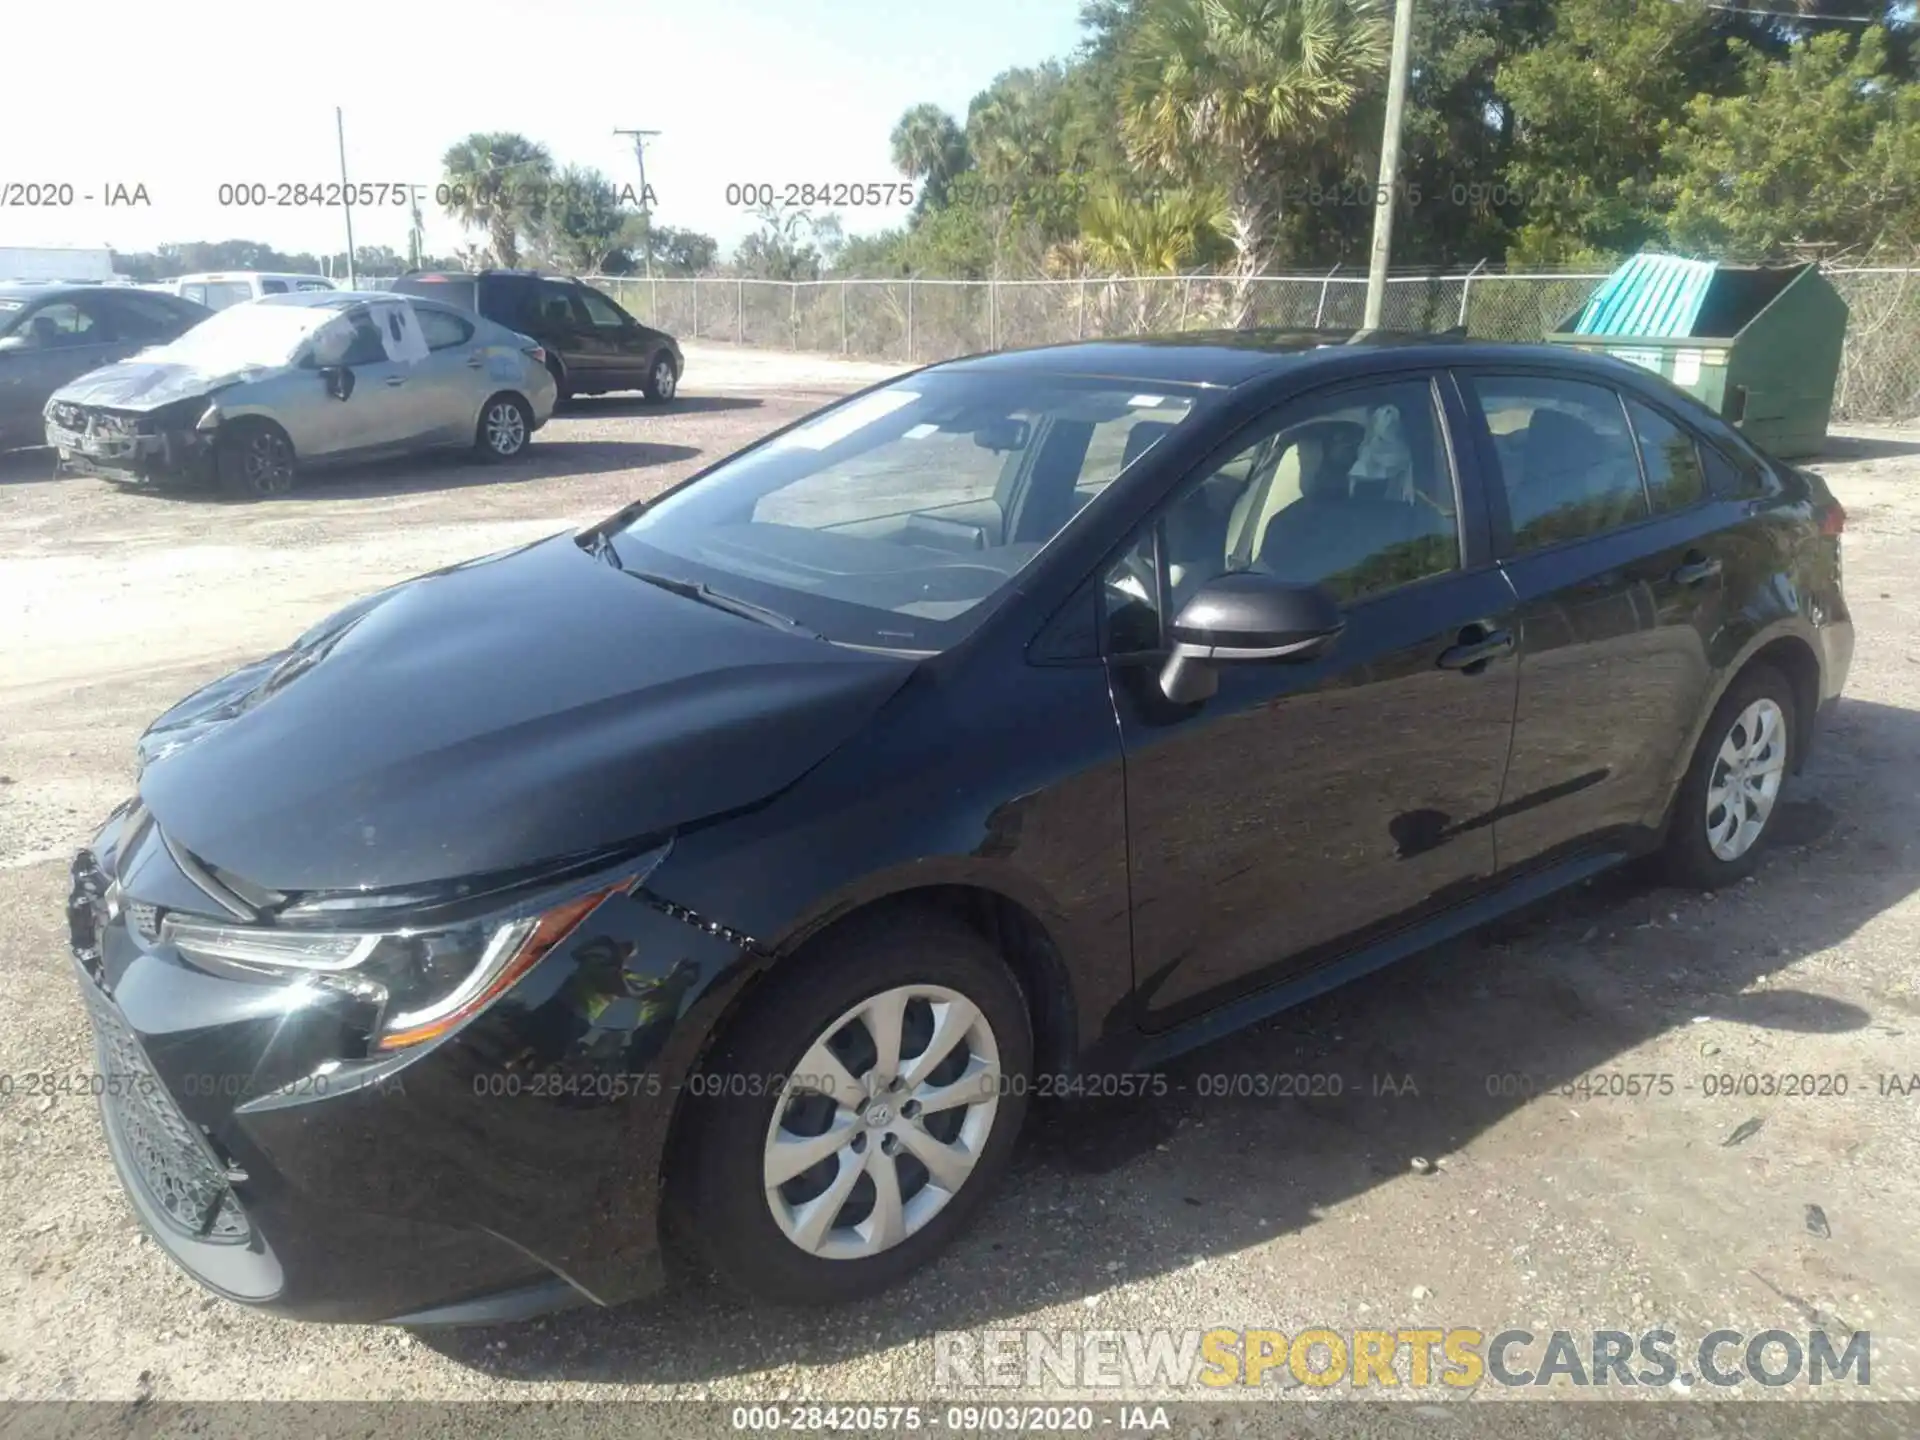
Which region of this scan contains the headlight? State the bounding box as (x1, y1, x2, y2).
(159, 844, 667, 1052)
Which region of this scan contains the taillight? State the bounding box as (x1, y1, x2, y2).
(525, 344, 547, 365)
(1820, 501, 1846, 538)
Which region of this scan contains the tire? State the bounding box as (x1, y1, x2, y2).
(214, 419, 296, 501)
(1661, 663, 1795, 889)
(475, 393, 532, 461)
(546, 357, 571, 405)
(677, 909, 1032, 1306)
(642, 352, 679, 403)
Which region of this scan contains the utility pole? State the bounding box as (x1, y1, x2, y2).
(336, 107, 358, 288)
(1363, 0, 1416, 330)
(614, 128, 660, 281)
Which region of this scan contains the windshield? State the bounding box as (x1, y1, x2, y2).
(140, 301, 340, 372)
(611, 369, 1208, 650)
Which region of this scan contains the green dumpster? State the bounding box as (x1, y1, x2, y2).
(1544, 253, 1849, 459)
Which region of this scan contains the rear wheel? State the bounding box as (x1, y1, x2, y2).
(643, 352, 679, 403)
(1661, 664, 1795, 888)
(215, 419, 296, 500)
(677, 910, 1031, 1305)
(546, 356, 571, 405)
(476, 394, 532, 461)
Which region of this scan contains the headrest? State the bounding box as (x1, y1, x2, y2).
(1122, 420, 1176, 470)
(1521, 408, 1602, 483)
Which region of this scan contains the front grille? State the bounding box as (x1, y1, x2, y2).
(79, 981, 249, 1243)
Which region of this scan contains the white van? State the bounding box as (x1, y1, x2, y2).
(156, 272, 336, 311)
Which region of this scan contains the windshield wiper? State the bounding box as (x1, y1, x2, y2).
(582, 528, 624, 569)
(625, 568, 824, 640)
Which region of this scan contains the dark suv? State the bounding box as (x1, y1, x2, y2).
(390, 270, 682, 404)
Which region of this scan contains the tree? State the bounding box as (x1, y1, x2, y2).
(1080, 183, 1231, 273)
(439, 132, 555, 267)
(1664, 26, 1920, 258)
(646, 226, 720, 275)
(532, 165, 638, 273)
(1119, 0, 1392, 320)
(889, 104, 972, 210)
(1497, 0, 1720, 265)
(735, 205, 840, 281)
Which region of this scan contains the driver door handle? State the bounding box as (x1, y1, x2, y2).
(385, 376, 406, 387)
(1437, 625, 1515, 673)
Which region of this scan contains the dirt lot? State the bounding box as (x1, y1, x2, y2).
(1, 344, 1918, 1415)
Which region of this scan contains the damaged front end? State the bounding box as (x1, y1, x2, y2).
(45, 394, 224, 487)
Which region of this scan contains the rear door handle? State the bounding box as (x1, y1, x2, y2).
(1671, 554, 1723, 586)
(385, 377, 406, 387)
(1437, 627, 1515, 673)
(466, 358, 486, 369)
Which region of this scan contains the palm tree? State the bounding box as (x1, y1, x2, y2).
(1082, 184, 1231, 275)
(1120, 0, 1391, 322)
(1081, 184, 1231, 329)
(440, 133, 555, 268)
(888, 104, 971, 209)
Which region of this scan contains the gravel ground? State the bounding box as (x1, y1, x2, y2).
(1, 348, 1917, 1419)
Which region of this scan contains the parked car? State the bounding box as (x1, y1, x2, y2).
(390, 269, 681, 403)
(43, 290, 556, 498)
(153, 272, 337, 310)
(66, 332, 1850, 1323)
(0, 282, 210, 450)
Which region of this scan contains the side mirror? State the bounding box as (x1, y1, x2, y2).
(321, 365, 355, 401)
(1159, 572, 1344, 704)
(0, 334, 27, 355)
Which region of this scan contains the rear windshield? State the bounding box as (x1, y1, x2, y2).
(393, 276, 478, 313)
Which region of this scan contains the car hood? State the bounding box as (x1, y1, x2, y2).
(52, 358, 257, 412)
(136, 533, 918, 892)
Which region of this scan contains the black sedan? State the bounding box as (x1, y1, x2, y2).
(67, 332, 1852, 1324)
(0, 283, 210, 450)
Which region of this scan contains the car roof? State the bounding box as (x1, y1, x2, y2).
(251, 290, 386, 309)
(0, 280, 110, 300)
(936, 330, 1644, 390)
(173, 271, 332, 283)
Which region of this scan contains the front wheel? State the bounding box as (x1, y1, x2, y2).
(476, 394, 532, 461)
(215, 419, 296, 500)
(643, 353, 679, 403)
(1661, 664, 1795, 888)
(676, 910, 1031, 1306)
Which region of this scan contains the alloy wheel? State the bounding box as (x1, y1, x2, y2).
(763, 984, 1000, 1261)
(1705, 697, 1787, 862)
(243, 432, 294, 496)
(652, 358, 677, 400)
(485, 401, 527, 456)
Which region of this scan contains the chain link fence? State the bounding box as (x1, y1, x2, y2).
(594, 268, 1920, 426)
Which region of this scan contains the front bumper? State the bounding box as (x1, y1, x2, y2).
(45, 418, 212, 485)
(67, 804, 754, 1324)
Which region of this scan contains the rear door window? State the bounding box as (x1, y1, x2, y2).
(1468, 375, 1648, 552)
(535, 280, 585, 329)
(576, 287, 629, 329)
(416, 308, 475, 351)
(1624, 399, 1706, 513)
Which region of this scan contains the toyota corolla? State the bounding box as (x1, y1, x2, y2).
(66, 332, 1851, 1324)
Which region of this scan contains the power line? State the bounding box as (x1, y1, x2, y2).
(1696, 2, 1907, 24)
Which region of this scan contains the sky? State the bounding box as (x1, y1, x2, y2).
(0, 0, 1091, 266)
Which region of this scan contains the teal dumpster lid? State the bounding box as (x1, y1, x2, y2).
(1572, 253, 1719, 338)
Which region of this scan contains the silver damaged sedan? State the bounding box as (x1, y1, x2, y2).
(43, 290, 557, 499)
